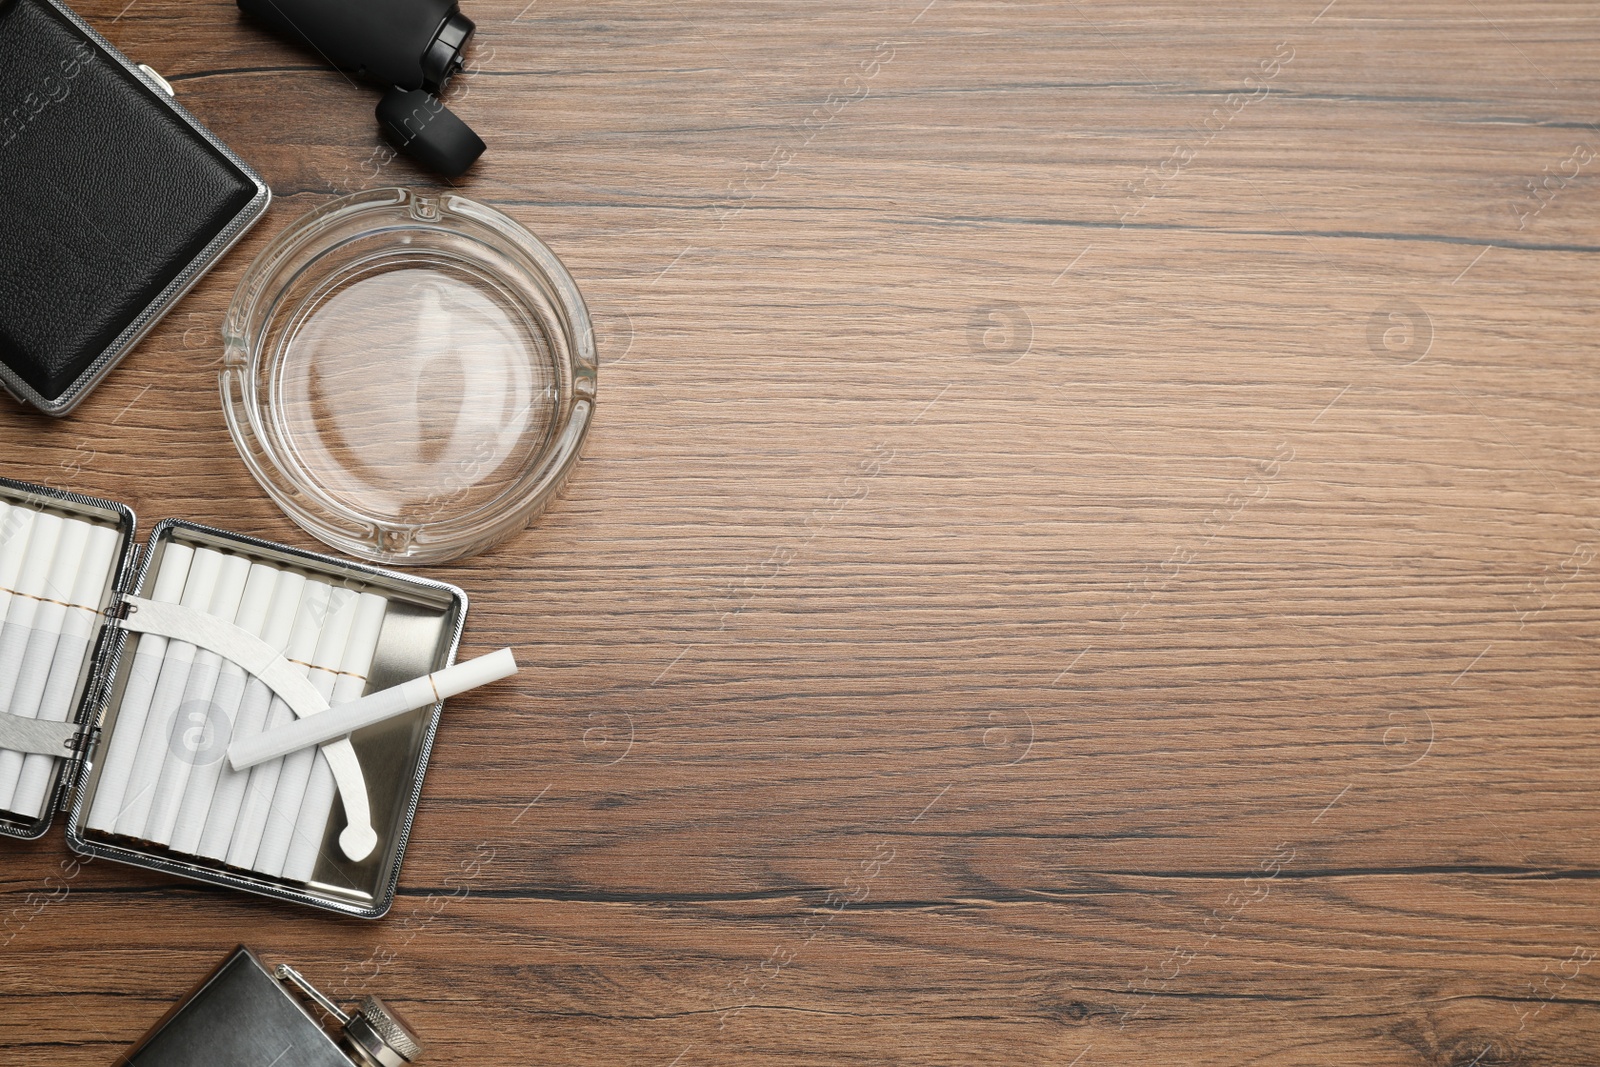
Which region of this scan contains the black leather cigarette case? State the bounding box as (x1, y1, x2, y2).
(0, 0, 269, 415)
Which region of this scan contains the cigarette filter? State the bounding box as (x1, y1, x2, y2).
(230, 649, 518, 770)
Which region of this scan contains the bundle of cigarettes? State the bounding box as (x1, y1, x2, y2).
(86, 543, 390, 885)
(0, 489, 521, 905)
(0, 501, 121, 821)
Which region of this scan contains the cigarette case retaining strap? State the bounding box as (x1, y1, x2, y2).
(121, 596, 329, 719)
(0, 713, 76, 756)
(118, 595, 377, 858)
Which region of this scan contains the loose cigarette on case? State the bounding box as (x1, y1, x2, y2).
(229, 648, 519, 770)
(0, 503, 120, 822)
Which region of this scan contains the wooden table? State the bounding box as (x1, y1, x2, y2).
(4, 0, 1599, 1063)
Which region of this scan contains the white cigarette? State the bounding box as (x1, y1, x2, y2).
(252, 585, 360, 878)
(281, 592, 388, 880)
(0, 518, 90, 809)
(0, 504, 46, 711)
(0, 513, 77, 811)
(0, 504, 41, 629)
(0, 499, 11, 647)
(0, 503, 29, 609)
(225, 579, 334, 870)
(195, 569, 306, 862)
(112, 548, 225, 838)
(140, 553, 254, 845)
(7, 524, 122, 820)
(166, 562, 281, 855)
(0, 511, 65, 717)
(229, 649, 519, 771)
(85, 544, 195, 834)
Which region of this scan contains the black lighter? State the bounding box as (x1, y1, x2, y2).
(117, 946, 423, 1067)
(235, 0, 486, 177)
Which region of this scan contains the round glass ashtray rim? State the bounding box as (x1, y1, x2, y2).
(246, 202, 574, 540)
(263, 243, 564, 518)
(222, 187, 597, 564)
(226, 190, 590, 556)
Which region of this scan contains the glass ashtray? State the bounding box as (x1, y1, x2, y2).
(222, 188, 596, 565)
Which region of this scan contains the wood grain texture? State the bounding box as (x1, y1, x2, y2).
(4, 0, 1600, 1063)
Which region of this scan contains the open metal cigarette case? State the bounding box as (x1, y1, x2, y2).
(0, 475, 468, 918)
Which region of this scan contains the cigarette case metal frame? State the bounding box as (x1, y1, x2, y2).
(0, 475, 467, 919)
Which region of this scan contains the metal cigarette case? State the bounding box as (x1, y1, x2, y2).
(0, 474, 469, 918)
